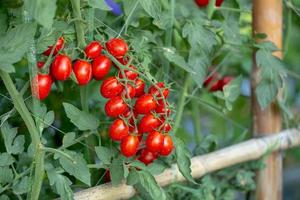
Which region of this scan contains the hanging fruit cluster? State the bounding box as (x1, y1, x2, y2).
(31, 36, 174, 165)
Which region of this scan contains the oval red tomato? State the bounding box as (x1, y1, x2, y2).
(118, 65, 138, 80)
(92, 55, 111, 80)
(106, 38, 128, 58)
(105, 96, 128, 117)
(148, 82, 169, 98)
(138, 114, 162, 134)
(155, 101, 171, 116)
(100, 77, 124, 98)
(160, 123, 172, 132)
(43, 37, 65, 56)
(51, 54, 72, 81)
(146, 131, 164, 153)
(122, 84, 136, 99)
(120, 135, 139, 157)
(134, 94, 157, 115)
(85, 41, 102, 59)
(37, 61, 45, 69)
(160, 135, 173, 156)
(138, 149, 157, 165)
(73, 60, 92, 85)
(109, 118, 129, 141)
(31, 73, 53, 100)
(134, 78, 145, 97)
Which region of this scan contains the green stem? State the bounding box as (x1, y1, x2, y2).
(191, 99, 201, 144)
(216, 6, 251, 13)
(70, 0, 86, 49)
(42, 147, 75, 162)
(284, 7, 292, 57)
(0, 71, 44, 200)
(80, 86, 89, 112)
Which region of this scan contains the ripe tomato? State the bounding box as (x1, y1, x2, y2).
(138, 149, 157, 165)
(105, 96, 128, 117)
(31, 73, 53, 100)
(209, 79, 223, 92)
(155, 101, 171, 116)
(73, 60, 92, 85)
(106, 38, 128, 58)
(148, 82, 169, 98)
(118, 65, 138, 80)
(216, 0, 224, 7)
(92, 55, 111, 80)
(134, 94, 157, 115)
(109, 118, 129, 141)
(121, 135, 139, 157)
(104, 170, 111, 182)
(134, 78, 145, 97)
(138, 114, 162, 134)
(85, 41, 102, 59)
(122, 84, 136, 99)
(160, 123, 172, 132)
(195, 0, 223, 7)
(160, 135, 173, 156)
(43, 37, 65, 56)
(51, 54, 72, 81)
(146, 131, 164, 153)
(100, 77, 124, 98)
(37, 61, 45, 69)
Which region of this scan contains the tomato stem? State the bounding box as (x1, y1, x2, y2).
(191, 99, 201, 144)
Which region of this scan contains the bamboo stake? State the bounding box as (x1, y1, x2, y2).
(74, 128, 300, 200)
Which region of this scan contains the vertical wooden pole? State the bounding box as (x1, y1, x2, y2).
(252, 0, 282, 200)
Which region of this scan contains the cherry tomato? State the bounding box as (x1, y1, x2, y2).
(195, 0, 223, 7)
(109, 118, 129, 141)
(92, 55, 111, 80)
(209, 79, 223, 92)
(37, 61, 45, 69)
(121, 135, 139, 157)
(104, 170, 111, 182)
(100, 77, 124, 98)
(85, 41, 102, 59)
(138, 149, 157, 165)
(134, 78, 145, 97)
(216, 0, 224, 7)
(221, 76, 234, 90)
(148, 82, 169, 98)
(118, 65, 138, 80)
(138, 114, 162, 134)
(160, 123, 172, 133)
(122, 84, 136, 99)
(31, 73, 53, 100)
(105, 96, 128, 117)
(160, 135, 173, 156)
(73, 60, 92, 85)
(106, 38, 128, 58)
(51, 54, 72, 81)
(155, 101, 171, 116)
(146, 131, 164, 153)
(134, 94, 157, 115)
(43, 37, 65, 56)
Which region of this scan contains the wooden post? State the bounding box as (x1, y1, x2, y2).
(252, 0, 282, 200)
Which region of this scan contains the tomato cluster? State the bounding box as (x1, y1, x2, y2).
(203, 71, 233, 92)
(194, 0, 224, 7)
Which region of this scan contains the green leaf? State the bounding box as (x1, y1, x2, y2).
(0, 195, 9, 200)
(0, 167, 13, 184)
(146, 162, 166, 175)
(1, 122, 25, 155)
(164, 49, 195, 74)
(36, 30, 61, 54)
(138, 0, 161, 19)
(88, 0, 111, 10)
(0, 8, 8, 35)
(174, 137, 196, 184)
(25, 0, 57, 29)
(12, 176, 29, 195)
(110, 156, 124, 186)
(62, 132, 76, 148)
(0, 153, 15, 166)
(255, 81, 278, 109)
(63, 103, 99, 131)
(95, 146, 113, 165)
(57, 150, 91, 186)
(43, 111, 55, 129)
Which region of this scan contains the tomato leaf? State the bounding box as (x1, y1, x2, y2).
(164, 49, 195, 74)
(88, 0, 111, 10)
(0, 153, 15, 167)
(0, 122, 25, 155)
(12, 176, 30, 195)
(0, 167, 13, 184)
(146, 162, 166, 175)
(110, 155, 125, 186)
(138, 0, 161, 20)
(62, 132, 76, 148)
(95, 146, 113, 165)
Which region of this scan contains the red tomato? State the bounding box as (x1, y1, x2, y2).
(118, 65, 138, 80)
(37, 61, 45, 69)
(160, 123, 172, 132)
(109, 118, 129, 141)
(160, 135, 173, 156)
(104, 170, 111, 182)
(134, 94, 157, 115)
(100, 77, 124, 98)
(138, 149, 157, 165)
(216, 0, 224, 7)
(195, 0, 223, 7)
(51, 54, 72, 81)
(209, 79, 223, 92)
(43, 37, 65, 56)
(148, 82, 169, 98)
(146, 131, 164, 153)
(122, 84, 136, 99)
(138, 114, 162, 134)
(116, 57, 129, 65)
(92, 55, 111, 80)
(85, 41, 102, 59)
(106, 38, 128, 58)
(155, 101, 171, 116)
(31, 73, 53, 100)
(120, 135, 139, 157)
(73, 60, 92, 85)
(105, 96, 128, 117)
(134, 78, 145, 97)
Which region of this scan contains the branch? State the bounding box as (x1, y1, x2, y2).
(74, 128, 300, 200)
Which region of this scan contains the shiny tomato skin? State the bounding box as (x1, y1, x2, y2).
(160, 135, 173, 156)
(85, 41, 102, 59)
(148, 82, 169, 98)
(134, 94, 157, 115)
(146, 131, 164, 153)
(122, 84, 136, 99)
(43, 37, 65, 56)
(31, 73, 53, 100)
(134, 78, 145, 97)
(109, 118, 129, 141)
(121, 135, 139, 157)
(37, 61, 45, 69)
(138, 114, 162, 134)
(106, 38, 128, 58)
(73, 60, 92, 85)
(105, 96, 128, 117)
(155, 101, 171, 116)
(51, 54, 72, 81)
(138, 149, 158, 165)
(92, 55, 111, 80)
(118, 65, 138, 80)
(100, 77, 124, 98)
(160, 123, 172, 133)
